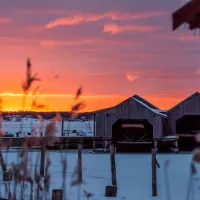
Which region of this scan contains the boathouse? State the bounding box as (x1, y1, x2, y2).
(171, 0, 200, 150)
(94, 95, 167, 148)
(167, 92, 200, 149)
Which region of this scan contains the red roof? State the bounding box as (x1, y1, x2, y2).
(172, 0, 200, 30)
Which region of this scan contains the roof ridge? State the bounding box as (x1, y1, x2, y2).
(167, 91, 200, 113)
(132, 94, 159, 109)
(132, 97, 167, 117)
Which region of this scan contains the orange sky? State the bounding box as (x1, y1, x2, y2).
(0, 91, 190, 112)
(0, 0, 200, 112)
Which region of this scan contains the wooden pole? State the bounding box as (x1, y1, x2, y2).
(154, 140, 158, 149)
(40, 138, 45, 177)
(152, 148, 157, 196)
(104, 140, 107, 149)
(102, 139, 105, 149)
(93, 139, 96, 152)
(105, 144, 117, 197)
(52, 189, 63, 200)
(61, 119, 64, 137)
(78, 144, 82, 183)
(110, 144, 117, 186)
(93, 113, 96, 137)
(174, 140, 178, 150)
(0, 150, 7, 171)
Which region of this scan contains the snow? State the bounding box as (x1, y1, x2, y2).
(132, 97, 168, 117)
(0, 119, 199, 199)
(0, 150, 199, 200)
(163, 136, 179, 142)
(164, 136, 179, 139)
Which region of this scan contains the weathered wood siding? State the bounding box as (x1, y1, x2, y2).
(167, 93, 200, 135)
(95, 98, 164, 139)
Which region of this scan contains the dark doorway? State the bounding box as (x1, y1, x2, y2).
(176, 115, 200, 134)
(176, 115, 200, 150)
(112, 119, 153, 152)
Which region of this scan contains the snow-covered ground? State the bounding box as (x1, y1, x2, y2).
(0, 150, 198, 200)
(2, 118, 94, 137)
(0, 120, 198, 199)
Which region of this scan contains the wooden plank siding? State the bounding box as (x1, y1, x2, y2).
(172, 0, 200, 30)
(167, 92, 200, 135)
(95, 96, 166, 139)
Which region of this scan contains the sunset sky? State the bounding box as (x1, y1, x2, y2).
(0, 0, 199, 112)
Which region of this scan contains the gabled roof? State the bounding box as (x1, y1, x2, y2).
(167, 92, 200, 113)
(92, 106, 114, 113)
(172, 0, 200, 30)
(132, 96, 167, 117)
(132, 95, 158, 109)
(94, 94, 167, 117)
(93, 97, 130, 113)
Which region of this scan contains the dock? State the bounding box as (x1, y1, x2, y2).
(0, 136, 112, 149)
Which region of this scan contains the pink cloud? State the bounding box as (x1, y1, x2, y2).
(126, 73, 138, 82)
(0, 17, 11, 23)
(103, 23, 158, 34)
(46, 11, 165, 28)
(40, 39, 96, 47)
(197, 69, 200, 74)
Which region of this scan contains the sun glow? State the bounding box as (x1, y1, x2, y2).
(0, 91, 186, 112)
(0, 92, 129, 112)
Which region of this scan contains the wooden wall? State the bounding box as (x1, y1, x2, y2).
(95, 98, 164, 139)
(167, 93, 200, 135)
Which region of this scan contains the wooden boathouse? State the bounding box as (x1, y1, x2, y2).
(167, 92, 200, 150)
(171, 0, 200, 150)
(94, 95, 167, 151)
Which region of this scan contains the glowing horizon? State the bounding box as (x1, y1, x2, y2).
(0, 92, 129, 112)
(0, 91, 192, 112)
(0, 0, 199, 112)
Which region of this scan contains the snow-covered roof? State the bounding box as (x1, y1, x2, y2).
(132, 95, 158, 109)
(159, 110, 168, 113)
(132, 97, 167, 117)
(94, 94, 167, 117)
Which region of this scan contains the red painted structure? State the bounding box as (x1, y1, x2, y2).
(172, 0, 200, 30)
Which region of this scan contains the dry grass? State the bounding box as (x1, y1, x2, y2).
(0, 58, 93, 200)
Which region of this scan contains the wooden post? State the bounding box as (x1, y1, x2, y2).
(105, 144, 117, 197)
(0, 148, 12, 182)
(154, 140, 158, 149)
(78, 144, 82, 183)
(110, 144, 117, 186)
(61, 119, 64, 137)
(174, 140, 178, 149)
(152, 149, 157, 196)
(0, 150, 7, 171)
(93, 139, 96, 152)
(52, 189, 63, 200)
(102, 139, 104, 149)
(104, 140, 109, 152)
(3, 171, 12, 181)
(93, 113, 96, 137)
(40, 138, 45, 177)
(104, 140, 107, 149)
